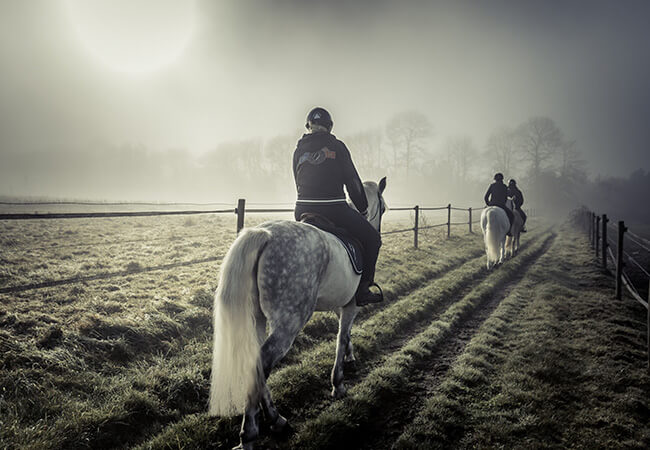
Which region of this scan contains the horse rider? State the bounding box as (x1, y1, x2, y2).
(293, 107, 383, 306)
(484, 172, 514, 228)
(507, 178, 527, 232)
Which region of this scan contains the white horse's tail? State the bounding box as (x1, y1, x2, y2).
(483, 208, 502, 264)
(209, 227, 271, 416)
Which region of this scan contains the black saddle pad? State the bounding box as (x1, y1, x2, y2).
(300, 213, 363, 274)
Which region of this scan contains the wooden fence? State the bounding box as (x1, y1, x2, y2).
(0, 199, 489, 248)
(578, 208, 650, 371)
(234, 200, 484, 247)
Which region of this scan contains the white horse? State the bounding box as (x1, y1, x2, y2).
(209, 178, 387, 449)
(505, 197, 524, 258)
(480, 205, 510, 269)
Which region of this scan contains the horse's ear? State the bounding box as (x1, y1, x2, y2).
(379, 176, 387, 194)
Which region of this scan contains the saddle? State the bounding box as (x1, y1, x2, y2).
(300, 213, 364, 275)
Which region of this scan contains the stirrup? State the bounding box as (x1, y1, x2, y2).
(356, 282, 384, 306)
(369, 282, 384, 302)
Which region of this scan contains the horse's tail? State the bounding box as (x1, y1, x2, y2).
(483, 208, 502, 264)
(209, 227, 271, 417)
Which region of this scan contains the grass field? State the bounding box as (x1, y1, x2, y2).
(0, 213, 648, 449)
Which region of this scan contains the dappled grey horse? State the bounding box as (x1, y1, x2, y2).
(209, 178, 387, 449)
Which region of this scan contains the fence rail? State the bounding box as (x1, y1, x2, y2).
(0, 199, 535, 296)
(0, 200, 507, 249)
(578, 208, 650, 372)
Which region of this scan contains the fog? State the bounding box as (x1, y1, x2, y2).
(1, 0, 649, 218)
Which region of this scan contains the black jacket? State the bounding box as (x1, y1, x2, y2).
(484, 181, 508, 207)
(507, 186, 524, 209)
(293, 131, 368, 213)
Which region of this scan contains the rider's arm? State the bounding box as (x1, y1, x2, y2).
(484, 186, 492, 205)
(292, 148, 299, 181)
(517, 189, 524, 207)
(339, 142, 368, 214)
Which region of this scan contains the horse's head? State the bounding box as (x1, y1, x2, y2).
(506, 196, 515, 210)
(362, 176, 387, 232)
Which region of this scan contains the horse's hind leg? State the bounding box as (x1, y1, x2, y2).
(257, 319, 306, 431)
(332, 301, 357, 399)
(345, 337, 356, 363)
(261, 384, 288, 433)
(236, 315, 267, 449)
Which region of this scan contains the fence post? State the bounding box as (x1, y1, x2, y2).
(414, 205, 419, 248)
(592, 212, 596, 248)
(468, 207, 472, 234)
(588, 212, 593, 245)
(447, 203, 451, 238)
(615, 220, 627, 299)
(595, 215, 600, 257)
(602, 214, 608, 270)
(236, 198, 246, 234)
(647, 279, 649, 372)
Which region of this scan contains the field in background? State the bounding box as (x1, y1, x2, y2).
(0, 214, 648, 449)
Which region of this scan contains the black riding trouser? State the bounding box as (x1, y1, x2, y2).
(295, 202, 381, 284)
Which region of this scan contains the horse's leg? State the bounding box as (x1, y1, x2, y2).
(345, 336, 356, 363)
(331, 301, 357, 398)
(255, 317, 307, 436)
(239, 397, 262, 450)
(236, 314, 267, 450)
(260, 383, 288, 434)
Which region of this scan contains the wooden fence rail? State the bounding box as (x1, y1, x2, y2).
(1, 199, 535, 250)
(235, 199, 492, 248)
(578, 208, 650, 372)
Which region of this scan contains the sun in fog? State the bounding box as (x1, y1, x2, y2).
(65, 0, 196, 75)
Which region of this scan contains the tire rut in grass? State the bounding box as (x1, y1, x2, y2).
(358, 233, 557, 450)
(281, 246, 487, 366)
(278, 231, 545, 371)
(289, 231, 555, 449)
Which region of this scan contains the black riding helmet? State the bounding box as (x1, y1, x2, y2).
(509, 179, 517, 186)
(305, 107, 333, 131)
(494, 173, 504, 181)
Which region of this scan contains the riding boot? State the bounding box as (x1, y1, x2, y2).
(355, 281, 383, 306)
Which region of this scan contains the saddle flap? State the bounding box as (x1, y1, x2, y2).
(300, 213, 363, 274)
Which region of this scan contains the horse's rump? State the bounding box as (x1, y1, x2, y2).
(300, 213, 363, 274)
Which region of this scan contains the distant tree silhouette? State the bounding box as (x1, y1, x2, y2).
(486, 126, 519, 174)
(516, 116, 563, 181)
(445, 135, 477, 183)
(385, 111, 433, 176)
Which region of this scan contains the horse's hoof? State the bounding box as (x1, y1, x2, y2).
(269, 414, 289, 434)
(331, 385, 347, 399)
(344, 359, 357, 371)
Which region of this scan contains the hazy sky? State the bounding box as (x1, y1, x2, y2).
(1, 0, 649, 178)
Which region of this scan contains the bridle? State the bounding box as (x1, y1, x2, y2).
(367, 191, 385, 232)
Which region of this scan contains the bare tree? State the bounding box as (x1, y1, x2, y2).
(345, 128, 383, 175)
(516, 116, 563, 180)
(264, 134, 296, 178)
(445, 134, 477, 183)
(385, 111, 433, 176)
(486, 126, 519, 174)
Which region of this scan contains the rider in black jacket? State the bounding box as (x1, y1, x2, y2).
(484, 173, 514, 227)
(293, 107, 382, 306)
(507, 179, 527, 231)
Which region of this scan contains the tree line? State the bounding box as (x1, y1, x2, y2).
(2, 111, 634, 221)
